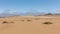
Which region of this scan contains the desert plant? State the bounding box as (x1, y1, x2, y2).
(10, 22, 14, 24)
(27, 20, 32, 21)
(2, 21, 8, 24)
(21, 20, 25, 21)
(43, 22, 53, 25)
(2, 21, 14, 24)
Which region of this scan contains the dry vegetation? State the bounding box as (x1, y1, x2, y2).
(0, 16, 60, 34)
(42, 22, 53, 25)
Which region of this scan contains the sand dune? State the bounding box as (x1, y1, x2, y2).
(0, 16, 60, 34)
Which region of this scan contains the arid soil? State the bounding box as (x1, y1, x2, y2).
(0, 16, 60, 34)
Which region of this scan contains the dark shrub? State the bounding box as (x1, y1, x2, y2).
(21, 20, 24, 21)
(2, 21, 8, 24)
(2, 21, 14, 24)
(27, 20, 32, 21)
(43, 22, 53, 25)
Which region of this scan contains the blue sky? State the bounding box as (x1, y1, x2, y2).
(0, 0, 60, 14)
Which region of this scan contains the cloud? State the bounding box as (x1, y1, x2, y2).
(1, 8, 60, 16)
(49, 8, 60, 13)
(2, 9, 21, 14)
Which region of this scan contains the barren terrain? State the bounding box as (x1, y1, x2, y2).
(0, 16, 60, 34)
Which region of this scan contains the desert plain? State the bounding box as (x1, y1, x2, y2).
(0, 16, 60, 34)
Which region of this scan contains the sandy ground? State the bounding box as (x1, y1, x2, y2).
(0, 16, 60, 34)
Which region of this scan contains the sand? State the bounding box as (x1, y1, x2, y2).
(0, 16, 60, 34)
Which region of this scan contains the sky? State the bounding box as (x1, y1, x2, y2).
(0, 0, 60, 15)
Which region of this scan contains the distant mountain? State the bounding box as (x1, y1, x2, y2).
(0, 9, 60, 17)
(0, 14, 19, 17)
